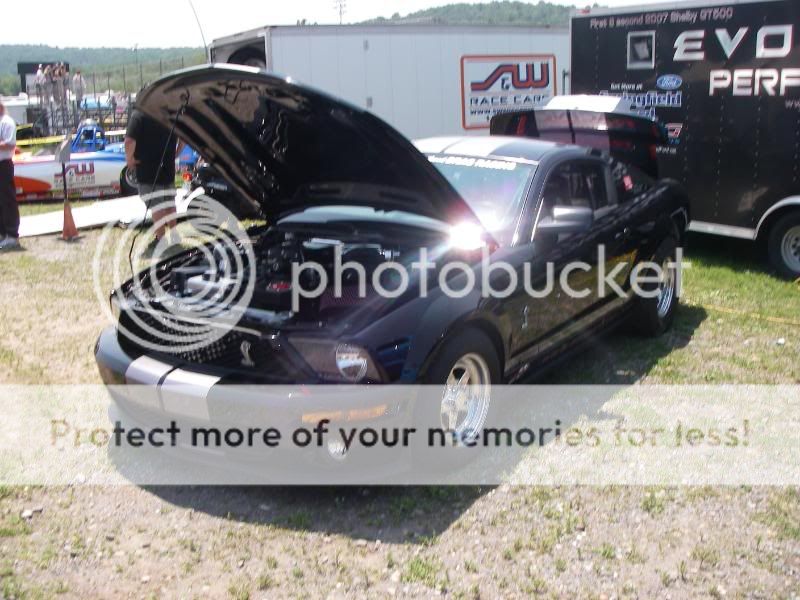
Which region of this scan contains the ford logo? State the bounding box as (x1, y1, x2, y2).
(656, 74, 683, 90)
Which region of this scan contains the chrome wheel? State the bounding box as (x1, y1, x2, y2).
(780, 225, 800, 273)
(440, 352, 492, 441)
(124, 167, 138, 187)
(656, 256, 676, 319)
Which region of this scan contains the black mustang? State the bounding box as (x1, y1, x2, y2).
(96, 65, 688, 444)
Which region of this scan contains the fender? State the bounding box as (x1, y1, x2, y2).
(755, 197, 800, 239)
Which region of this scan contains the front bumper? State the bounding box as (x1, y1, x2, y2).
(94, 327, 416, 481)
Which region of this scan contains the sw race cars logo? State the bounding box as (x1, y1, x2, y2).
(470, 62, 551, 91)
(461, 54, 557, 129)
(54, 162, 97, 185)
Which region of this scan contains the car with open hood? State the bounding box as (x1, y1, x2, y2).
(95, 65, 689, 450)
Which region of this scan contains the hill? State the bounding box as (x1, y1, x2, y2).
(364, 1, 576, 27)
(0, 45, 204, 95)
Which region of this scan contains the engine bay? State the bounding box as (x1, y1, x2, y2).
(160, 224, 444, 322)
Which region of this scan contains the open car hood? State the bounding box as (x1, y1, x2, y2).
(136, 64, 481, 226)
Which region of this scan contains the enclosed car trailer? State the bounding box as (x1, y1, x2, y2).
(571, 0, 800, 277)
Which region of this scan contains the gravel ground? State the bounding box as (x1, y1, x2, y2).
(2, 485, 799, 598)
(1, 223, 799, 599)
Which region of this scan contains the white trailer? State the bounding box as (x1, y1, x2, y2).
(209, 24, 570, 139)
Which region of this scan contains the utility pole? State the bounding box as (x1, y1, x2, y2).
(334, 0, 346, 24)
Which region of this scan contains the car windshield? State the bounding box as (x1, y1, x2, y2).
(428, 154, 534, 245)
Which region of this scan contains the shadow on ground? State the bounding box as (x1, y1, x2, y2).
(139, 301, 707, 540)
(538, 303, 707, 384)
(148, 484, 489, 543)
(125, 236, 727, 538)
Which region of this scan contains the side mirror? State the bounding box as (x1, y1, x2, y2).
(536, 205, 593, 235)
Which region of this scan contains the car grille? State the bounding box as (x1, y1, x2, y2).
(118, 308, 298, 380)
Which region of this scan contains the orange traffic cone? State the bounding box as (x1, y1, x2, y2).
(62, 200, 78, 241)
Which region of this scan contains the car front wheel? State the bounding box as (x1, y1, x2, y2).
(120, 167, 137, 197)
(419, 328, 501, 449)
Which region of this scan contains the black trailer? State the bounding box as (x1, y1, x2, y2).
(570, 0, 800, 277)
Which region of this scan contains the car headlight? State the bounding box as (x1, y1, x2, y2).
(289, 337, 381, 383)
(335, 344, 370, 381)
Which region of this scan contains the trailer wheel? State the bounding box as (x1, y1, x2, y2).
(228, 47, 267, 70)
(767, 211, 800, 279)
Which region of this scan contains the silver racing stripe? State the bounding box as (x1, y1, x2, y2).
(160, 369, 222, 421)
(123, 356, 220, 419)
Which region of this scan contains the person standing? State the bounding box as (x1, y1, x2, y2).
(34, 65, 45, 101)
(0, 102, 20, 251)
(72, 70, 86, 112)
(125, 108, 183, 245)
(43, 65, 53, 105)
(53, 64, 64, 108)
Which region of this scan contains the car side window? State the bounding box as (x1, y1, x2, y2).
(611, 159, 655, 202)
(540, 161, 609, 218)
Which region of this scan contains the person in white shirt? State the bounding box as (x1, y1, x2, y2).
(0, 101, 20, 251)
(34, 65, 45, 101)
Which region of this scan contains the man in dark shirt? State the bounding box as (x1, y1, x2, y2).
(125, 108, 183, 243)
(0, 101, 20, 251)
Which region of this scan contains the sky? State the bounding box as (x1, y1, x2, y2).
(4, 0, 669, 48)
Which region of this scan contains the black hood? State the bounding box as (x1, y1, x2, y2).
(136, 64, 480, 225)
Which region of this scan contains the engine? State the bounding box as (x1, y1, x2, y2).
(167, 228, 421, 320)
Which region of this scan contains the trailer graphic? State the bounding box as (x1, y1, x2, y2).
(461, 54, 557, 129)
(571, 0, 800, 277)
(208, 25, 569, 139)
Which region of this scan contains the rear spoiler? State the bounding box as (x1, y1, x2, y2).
(489, 108, 668, 178)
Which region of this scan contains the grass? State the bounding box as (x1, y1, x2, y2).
(402, 556, 445, 589)
(755, 488, 800, 540)
(1, 219, 798, 386)
(285, 511, 312, 531)
(227, 580, 250, 600)
(596, 543, 616, 560)
(542, 234, 800, 385)
(0, 515, 31, 538)
(641, 490, 667, 516)
(256, 573, 275, 590)
(691, 545, 720, 570)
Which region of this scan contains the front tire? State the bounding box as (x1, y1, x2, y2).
(767, 211, 800, 280)
(418, 328, 501, 449)
(630, 236, 679, 337)
(120, 167, 137, 196)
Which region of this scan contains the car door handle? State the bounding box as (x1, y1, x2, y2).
(614, 227, 631, 241)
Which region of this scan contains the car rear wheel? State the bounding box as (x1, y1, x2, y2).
(630, 236, 679, 337)
(120, 167, 137, 197)
(418, 328, 501, 451)
(767, 211, 800, 280)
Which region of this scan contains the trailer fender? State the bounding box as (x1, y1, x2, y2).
(755, 197, 800, 240)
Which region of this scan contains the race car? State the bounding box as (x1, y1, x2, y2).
(13, 119, 137, 201)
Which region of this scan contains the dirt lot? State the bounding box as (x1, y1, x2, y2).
(1, 217, 799, 599)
